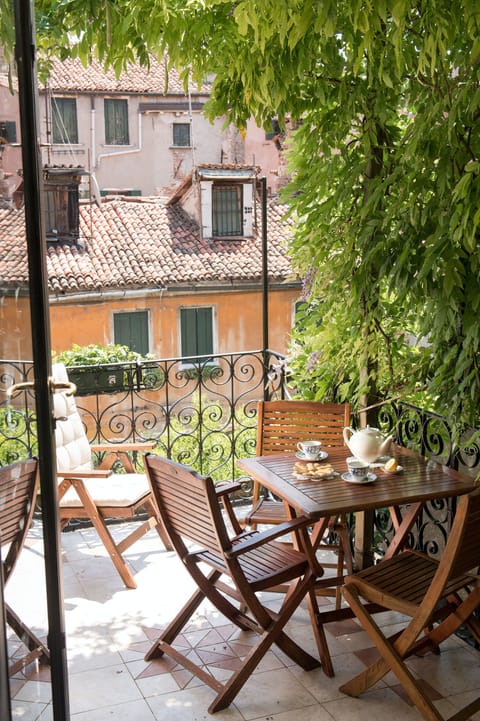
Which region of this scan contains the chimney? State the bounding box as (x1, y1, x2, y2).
(43, 165, 86, 245)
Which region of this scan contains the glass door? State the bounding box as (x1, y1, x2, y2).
(0, 2, 70, 719)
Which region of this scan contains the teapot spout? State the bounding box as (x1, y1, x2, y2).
(380, 434, 393, 456)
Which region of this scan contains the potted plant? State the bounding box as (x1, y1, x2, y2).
(52, 344, 162, 395)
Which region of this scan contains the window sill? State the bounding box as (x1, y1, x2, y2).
(210, 236, 249, 241)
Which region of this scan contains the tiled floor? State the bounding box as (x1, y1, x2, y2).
(6, 518, 480, 721)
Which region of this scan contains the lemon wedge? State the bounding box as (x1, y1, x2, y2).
(384, 458, 398, 472)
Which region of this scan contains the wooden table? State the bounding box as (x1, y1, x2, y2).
(238, 444, 477, 598)
(238, 445, 478, 675)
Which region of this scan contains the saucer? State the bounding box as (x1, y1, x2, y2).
(295, 450, 329, 462)
(341, 472, 377, 485)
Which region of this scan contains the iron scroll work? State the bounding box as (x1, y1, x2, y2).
(373, 401, 479, 560)
(1, 355, 479, 558)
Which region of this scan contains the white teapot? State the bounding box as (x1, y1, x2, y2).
(343, 426, 393, 464)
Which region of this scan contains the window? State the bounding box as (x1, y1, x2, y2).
(0, 120, 16, 143)
(199, 170, 254, 239)
(104, 99, 129, 145)
(114, 311, 149, 356)
(43, 167, 82, 242)
(172, 123, 190, 147)
(212, 185, 243, 237)
(51, 98, 78, 144)
(180, 307, 213, 360)
(265, 118, 280, 141)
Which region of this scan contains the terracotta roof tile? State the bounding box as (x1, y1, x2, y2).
(43, 55, 211, 96)
(0, 197, 297, 296)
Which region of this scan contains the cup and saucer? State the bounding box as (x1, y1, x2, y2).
(296, 441, 328, 462)
(341, 457, 377, 484)
(296, 450, 329, 461)
(341, 471, 377, 484)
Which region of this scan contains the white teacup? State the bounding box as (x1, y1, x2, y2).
(297, 440, 323, 460)
(346, 456, 370, 480)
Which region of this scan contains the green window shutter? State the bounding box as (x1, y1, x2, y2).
(180, 307, 213, 359)
(105, 99, 129, 145)
(52, 98, 78, 144)
(114, 311, 149, 355)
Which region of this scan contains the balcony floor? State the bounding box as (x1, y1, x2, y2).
(6, 518, 480, 721)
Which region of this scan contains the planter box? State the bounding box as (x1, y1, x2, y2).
(69, 367, 125, 396)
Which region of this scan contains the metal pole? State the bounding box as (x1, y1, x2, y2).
(13, 1, 70, 719)
(261, 177, 269, 399)
(0, 544, 13, 721)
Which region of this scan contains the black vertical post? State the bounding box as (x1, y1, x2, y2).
(261, 177, 269, 400)
(0, 544, 13, 721)
(13, 1, 70, 719)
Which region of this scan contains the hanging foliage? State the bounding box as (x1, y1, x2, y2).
(4, 0, 480, 424)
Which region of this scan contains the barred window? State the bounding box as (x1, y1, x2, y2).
(212, 185, 242, 237)
(172, 123, 190, 147)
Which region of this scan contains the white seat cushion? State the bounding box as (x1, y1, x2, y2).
(59, 473, 150, 508)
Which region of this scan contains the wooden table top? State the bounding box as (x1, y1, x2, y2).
(237, 445, 478, 520)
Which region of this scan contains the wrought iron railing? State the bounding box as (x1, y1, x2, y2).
(2, 356, 479, 559)
(0, 351, 289, 496)
(372, 400, 479, 558)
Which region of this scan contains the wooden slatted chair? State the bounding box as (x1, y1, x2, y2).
(340, 486, 480, 721)
(1, 458, 50, 675)
(143, 453, 333, 714)
(243, 400, 354, 606)
(53, 363, 171, 589)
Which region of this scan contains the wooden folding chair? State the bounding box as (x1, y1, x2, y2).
(1, 458, 50, 675)
(53, 363, 171, 589)
(143, 453, 333, 713)
(340, 486, 480, 721)
(243, 400, 354, 607)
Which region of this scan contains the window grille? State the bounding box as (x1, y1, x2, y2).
(212, 185, 242, 237)
(172, 123, 190, 147)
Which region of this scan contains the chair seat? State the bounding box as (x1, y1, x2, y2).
(59, 473, 150, 508)
(244, 498, 286, 525)
(350, 550, 474, 615)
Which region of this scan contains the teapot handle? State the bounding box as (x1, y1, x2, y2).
(343, 427, 354, 447)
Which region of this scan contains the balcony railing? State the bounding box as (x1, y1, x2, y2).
(0, 350, 288, 498)
(1, 353, 479, 558)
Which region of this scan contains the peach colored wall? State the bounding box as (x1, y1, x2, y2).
(0, 286, 299, 362)
(49, 286, 299, 358)
(0, 296, 32, 360)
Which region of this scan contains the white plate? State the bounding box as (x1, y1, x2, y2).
(293, 471, 338, 481)
(295, 450, 329, 462)
(341, 472, 377, 485)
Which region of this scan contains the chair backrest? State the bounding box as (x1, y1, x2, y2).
(438, 486, 480, 585)
(0, 458, 39, 582)
(416, 487, 480, 621)
(52, 363, 93, 473)
(144, 454, 231, 558)
(257, 400, 351, 455)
